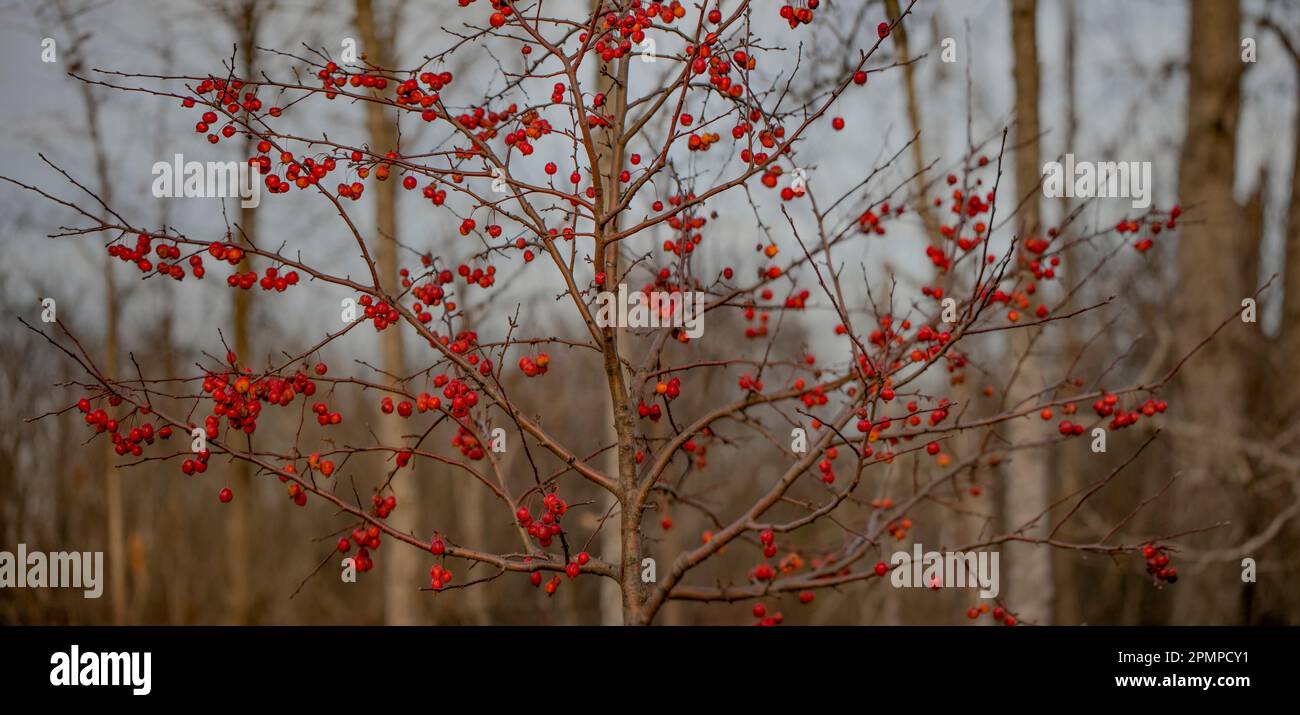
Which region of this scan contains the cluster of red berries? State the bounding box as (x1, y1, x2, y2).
(636, 397, 663, 421)
(371, 492, 397, 519)
(758, 161, 788, 190)
(592, 3, 683, 61)
(451, 426, 486, 461)
(815, 447, 838, 484)
(418, 181, 448, 206)
(379, 395, 413, 418)
(285, 480, 308, 507)
(111, 420, 159, 457)
(1057, 419, 1087, 437)
(436, 376, 479, 417)
(565, 551, 590, 580)
(201, 356, 318, 438)
(227, 265, 299, 292)
(518, 352, 550, 377)
(778, 1, 818, 28)
(160, 246, 200, 280)
(395, 449, 414, 468)
(205, 241, 246, 265)
(310, 400, 344, 426)
(1142, 544, 1178, 585)
(78, 396, 180, 461)
(654, 376, 681, 400)
(886, 518, 913, 541)
(692, 42, 749, 102)
(742, 304, 770, 339)
(337, 525, 382, 573)
(530, 571, 563, 596)
(429, 563, 453, 591)
(517, 493, 566, 547)
(1121, 206, 1179, 253)
(393, 73, 449, 125)
(1089, 393, 1168, 431)
(184, 77, 268, 145)
(451, 102, 529, 147)
(268, 152, 334, 194)
(686, 130, 722, 152)
(409, 274, 450, 321)
(397, 68, 452, 124)
(538, 0, 685, 35)
(357, 294, 400, 331)
(737, 373, 765, 393)
(737, 113, 784, 167)
(108, 233, 201, 281)
(306, 451, 336, 477)
(799, 383, 829, 410)
(455, 262, 497, 288)
(966, 603, 1017, 626)
(751, 602, 784, 626)
(180, 449, 211, 476)
(749, 562, 776, 582)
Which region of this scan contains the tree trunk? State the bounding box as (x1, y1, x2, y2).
(1176, 0, 1244, 473)
(591, 0, 637, 623)
(224, 0, 261, 627)
(356, 0, 419, 625)
(60, 0, 128, 625)
(1003, 0, 1054, 625)
(1173, 0, 1245, 624)
(884, 0, 940, 241)
(1278, 28, 1300, 422)
(1051, 0, 1083, 626)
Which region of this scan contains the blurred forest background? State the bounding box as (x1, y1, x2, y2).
(2, 0, 1300, 625)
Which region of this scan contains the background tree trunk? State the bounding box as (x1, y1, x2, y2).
(884, 0, 940, 241)
(1171, 0, 1245, 625)
(56, 0, 128, 626)
(592, 37, 632, 625)
(356, 0, 419, 625)
(222, 0, 265, 627)
(1003, 0, 1054, 625)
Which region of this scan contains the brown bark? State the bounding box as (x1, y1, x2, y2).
(884, 0, 940, 240)
(223, 0, 263, 627)
(1003, 0, 1054, 625)
(57, 0, 128, 626)
(355, 0, 419, 625)
(590, 0, 638, 623)
(1051, 0, 1082, 627)
(1172, 0, 1245, 625)
(1175, 0, 1245, 479)
(1275, 24, 1300, 421)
